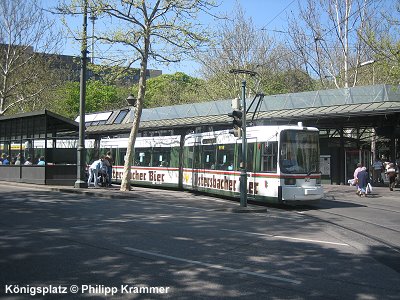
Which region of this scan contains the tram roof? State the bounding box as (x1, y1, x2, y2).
(85, 84, 400, 135)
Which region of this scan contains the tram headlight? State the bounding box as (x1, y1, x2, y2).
(284, 178, 296, 185)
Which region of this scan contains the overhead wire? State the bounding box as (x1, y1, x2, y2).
(260, 0, 296, 31)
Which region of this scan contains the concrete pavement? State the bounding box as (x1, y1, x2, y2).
(1, 181, 399, 299)
(2, 181, 399, 205)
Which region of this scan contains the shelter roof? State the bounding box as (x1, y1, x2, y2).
(85, 84, 400, 135)
(0, 110, 79, 140)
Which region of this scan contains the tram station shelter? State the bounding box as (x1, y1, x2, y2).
(0, 110, 79, 185)
(83, 84, 400, 185)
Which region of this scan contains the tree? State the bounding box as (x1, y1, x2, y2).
(144, 72, 205, 107)
(60, 0, 218, 191)
(361, 1, 400, 85)
(198, 4, 276, 98)
(50, 80, 130, 119)
(196, 3, 314, 98)
(0, 0, 63, 116)
(286, 0, 380, 89)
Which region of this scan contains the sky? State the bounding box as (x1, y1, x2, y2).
(161, 0, 298, 76)
(48, 0, 298, 77)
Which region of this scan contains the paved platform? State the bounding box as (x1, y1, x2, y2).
(322, 183, 399, 202)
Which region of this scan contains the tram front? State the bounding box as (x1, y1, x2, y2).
(278, 126, 324, 203)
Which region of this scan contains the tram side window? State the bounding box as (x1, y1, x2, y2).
(237, 143, 255, 172)
(247, 143, 254, 172)
(193, 144, 202, 169)
(202, 145, 216, 169)
(134, 148, 151, 166)
(152, 147, 170, 167)
(183, 146, 194, 169)
(216, 144, 235, 170)
(262, 141, 278, 172)
(111, 148, 125, 166)
(169, 147, 179, 168)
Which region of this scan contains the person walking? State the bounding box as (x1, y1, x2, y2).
(357, 167, 369, 197)
(353, 163, 363, 195)
(87, 155, 105, 188)
(386, 163, 397, 191)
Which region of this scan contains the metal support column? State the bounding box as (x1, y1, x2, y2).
(75, 0, 88, 188)
(240, 80, 247, 207)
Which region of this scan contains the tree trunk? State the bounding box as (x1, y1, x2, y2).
(120, 38, 149, 192)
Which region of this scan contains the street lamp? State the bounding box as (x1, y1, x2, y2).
(360, 60, 375, 85)
(75, 0, 88, 188)
(126, 94, 137, 107)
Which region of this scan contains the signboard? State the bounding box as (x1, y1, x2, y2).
(320, 155, 331, 176)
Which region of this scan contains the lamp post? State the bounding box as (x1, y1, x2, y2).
(89, 10, 97, 64)
(75, 0, 88, 188)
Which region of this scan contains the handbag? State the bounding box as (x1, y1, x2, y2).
(366, 183, 373, 194)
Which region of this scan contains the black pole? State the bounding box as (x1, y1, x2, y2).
(240, 80, 247, 207)
(75, 0, 88, 188)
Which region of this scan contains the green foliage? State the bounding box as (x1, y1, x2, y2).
(50, 80, 130, 119)
(143, 72, 206, 107)
(361, 27, 400, 85)
(261, 70, 316, 95)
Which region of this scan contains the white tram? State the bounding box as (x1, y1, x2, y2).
(100, 123, 323, 205)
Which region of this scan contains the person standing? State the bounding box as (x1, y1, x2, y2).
(87, 155, 105, 188)
(386, 163, 397, 191)
(372, 157, 383, 184)
(104, 151, 114, 187)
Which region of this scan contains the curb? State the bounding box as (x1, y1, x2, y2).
(55, 187, 138, 200)
(229, 206, 268, 213)
(2, 181, 268, 213)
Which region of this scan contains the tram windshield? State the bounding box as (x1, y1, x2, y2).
(279, 130, 320, 174)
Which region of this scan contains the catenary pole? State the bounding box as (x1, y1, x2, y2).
(240, 80, 247, 207)
(229, 69, 258, 207)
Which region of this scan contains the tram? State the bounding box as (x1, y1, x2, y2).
(100, 123, 323, 204)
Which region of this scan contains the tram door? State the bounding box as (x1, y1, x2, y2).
(246, 139, 257, 197)
(237, 138, 257, 197)
(191, 141, 201, 190)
